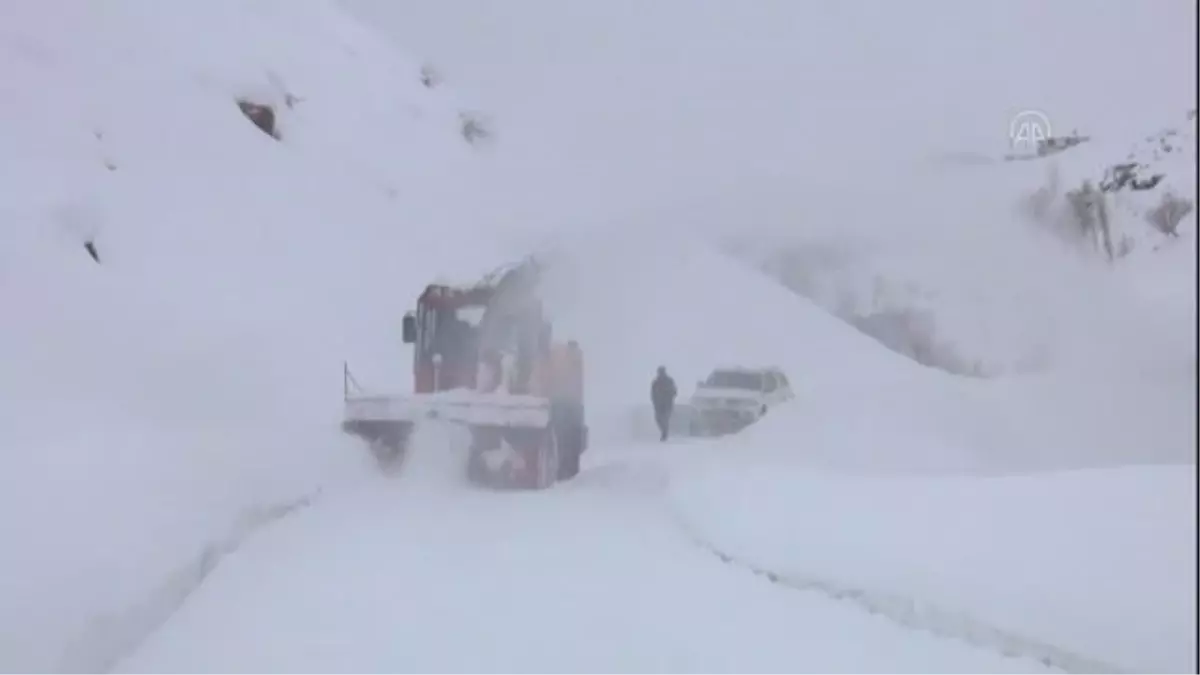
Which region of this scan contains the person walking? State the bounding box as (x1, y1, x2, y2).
(650, 366, 677, 442)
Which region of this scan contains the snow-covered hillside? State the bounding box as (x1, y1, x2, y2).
(343, 0, 1197, 386)
(710, 122, 1199, 472)
(0, 0, 517, 669)
(722, 110, 1195, 374)
(343, 0, 1197, 202)
(540, 229, 1195, 473)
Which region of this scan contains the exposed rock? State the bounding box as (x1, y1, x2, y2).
(236, 99, 278, 139)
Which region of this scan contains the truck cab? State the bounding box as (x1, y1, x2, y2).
(402, 284, 492, 392)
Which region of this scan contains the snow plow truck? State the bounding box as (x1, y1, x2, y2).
(341, 259, 588, 490)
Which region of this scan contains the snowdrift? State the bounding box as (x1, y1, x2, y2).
(0, 0, 512, 669)
(534, 234, 935, 449)
(533, 231, 935, 427)
(541, 226, 1194, 472)
(669, 460, 1197, 673)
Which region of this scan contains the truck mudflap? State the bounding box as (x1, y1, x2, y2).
(341, 418, 414, 470)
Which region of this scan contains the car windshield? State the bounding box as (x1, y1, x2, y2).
(704, 370, 763, 391)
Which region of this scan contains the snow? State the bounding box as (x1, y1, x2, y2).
(115, 456, 1050, 674)
(715, 142, 1198, 380)
(343, 0, 1197, 214)
(535, 233, 931, 421)
(2, 0, 1195, 673)
(670, 460, 1198, 673)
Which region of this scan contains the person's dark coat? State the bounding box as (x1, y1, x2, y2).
(650, 367, 677, 441)
(651, 370, 677, 413)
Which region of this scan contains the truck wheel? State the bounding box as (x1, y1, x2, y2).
(539, 426, 561, 487)
(555, 423, 583, 481)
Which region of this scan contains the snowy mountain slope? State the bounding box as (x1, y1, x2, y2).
(669, 459, 1197, 673)
(346, 0, 1197, 387)
(343, 0, 1198, 384)
(529, 223, 1194, 472)
(0, 0, 516, 670)
(343, 0, 1196, 210)
(532, 230, 932, 411)
(723, 111, 1196, 380)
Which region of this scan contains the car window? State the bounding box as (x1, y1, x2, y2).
(774, 371, 790, 389)
(763, 374, 777, 392)
(704, 370, 764, 390)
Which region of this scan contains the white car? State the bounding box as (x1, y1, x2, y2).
(685, 366, 794, 437)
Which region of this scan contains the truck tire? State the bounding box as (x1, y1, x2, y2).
(555, 422, 585, 481)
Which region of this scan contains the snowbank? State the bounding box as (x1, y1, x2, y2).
(533, 231, 933, 419)
(0, 0, 510, 669)
(539, 225, 1193, 472)
(670, 461, 1197, 673)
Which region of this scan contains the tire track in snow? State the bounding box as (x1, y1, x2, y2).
(61, 491, 322, 674)
(667, 510, 1126, 675)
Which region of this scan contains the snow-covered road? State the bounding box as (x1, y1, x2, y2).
(117, 440, 1050, 673)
